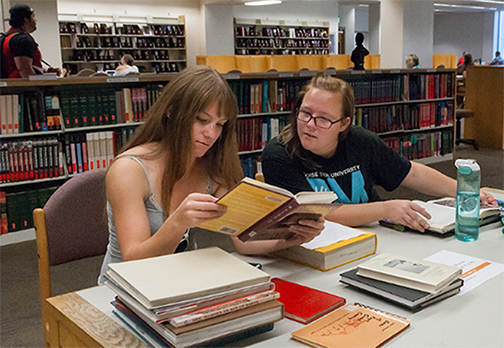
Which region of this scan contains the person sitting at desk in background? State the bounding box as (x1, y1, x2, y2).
(457, 53, 475, 77)
(406, 54, 421, 69)
(490, 51, 504, 66)
(261, 75, 496, 233)
(350, 32, 369, 71)
(114, 54, 139, 76)
(97, 66, 324, 284)
(1, 4, 62, 78)
(457, 51, 468, 66)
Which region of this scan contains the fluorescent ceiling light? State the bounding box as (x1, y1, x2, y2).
(470, 0, 504, 4)
(245, 0, 282, 6)
(434, 3, 497, 10)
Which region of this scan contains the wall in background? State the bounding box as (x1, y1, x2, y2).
(434, 11, 495, 63)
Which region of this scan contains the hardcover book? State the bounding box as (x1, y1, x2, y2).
(340, 268, 463, 311)
(271, 278, 345, 324)
(291, 302, 410, 348)
(106, 247, 270, 309)
(379, 197, 500, 234)
(271, 221, 377, 271)
(198, 177, 339, 242)
(357, 252, 462, 293)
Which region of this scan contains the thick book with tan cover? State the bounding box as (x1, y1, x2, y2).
(107, 247, 270, 309)
(291, 303, 410, 348)
(199, 177, 340, 241)
(272, 221, 376, 271)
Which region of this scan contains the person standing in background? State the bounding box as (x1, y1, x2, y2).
(1, 4, 61, 78)
(350, 32, 369, 71)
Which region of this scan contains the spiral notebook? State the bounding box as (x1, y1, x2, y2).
(291, 302, 410, 348)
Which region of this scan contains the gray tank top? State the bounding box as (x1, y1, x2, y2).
(98, 154, 211, 284)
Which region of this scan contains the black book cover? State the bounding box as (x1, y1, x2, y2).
(340, 268, 463, 311)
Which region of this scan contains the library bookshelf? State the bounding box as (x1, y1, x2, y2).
(58, 14, 186, 75)
(234, 18, 330, 56)
(0, 67, 455, 242)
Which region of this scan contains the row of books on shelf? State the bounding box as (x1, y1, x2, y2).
(1, 137, 63, 183)
(355, 100, 454, 133)
(383, 129, 453, 160)
(61, 84, 164, 128)
(0, 128, 136, 184)
(63, 129, 136, 175)
(0, 84, 166, 135)
(0, 186, 57, 233)
(0, 93, 62, 134)
(228, 79, 305, 115)
(236, 115, 289, 152)
(350, 73, 453, 106)
(404, 72, 453, 101)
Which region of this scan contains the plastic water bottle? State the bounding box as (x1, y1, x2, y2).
(455, 159, 481, 242)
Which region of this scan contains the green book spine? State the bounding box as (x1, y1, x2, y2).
(60, 91, 72, 129)
(96, 93, 104, 126)
(6, 192, 19, 232)
(88, 91, 97, 126)
(79, 92, 89, 127)
(109, 90, 118, 124)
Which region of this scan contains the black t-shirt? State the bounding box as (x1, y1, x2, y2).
(262, 127, 411, 204)
(9, 31, 37, 58)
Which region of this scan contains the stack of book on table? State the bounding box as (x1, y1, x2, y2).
(104, 247, 284, 347)
(271, 221, 377, 271)
(340, 252, 463, 312)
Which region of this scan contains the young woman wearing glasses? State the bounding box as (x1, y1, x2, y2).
(262, 75, 495, 232)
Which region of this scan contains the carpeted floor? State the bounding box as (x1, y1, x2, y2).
(1, 145, 502, 348)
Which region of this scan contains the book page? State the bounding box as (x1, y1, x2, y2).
(302, 221, 367, 250)
(424, 198, 500, 223)
(413, 200, 455, 232)
(198, 180, 292, 235)
(291, 303, 410, 348)
(424, 250, 504, 295)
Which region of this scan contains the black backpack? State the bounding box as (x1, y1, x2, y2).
(0, 30, 23, 78)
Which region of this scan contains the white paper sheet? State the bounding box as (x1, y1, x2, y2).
(301, 221, 367, 250)
(424, 250, 504, 295)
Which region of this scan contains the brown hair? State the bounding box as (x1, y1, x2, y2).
(278, 75, 355, 170)
(123, 65, 243, 214)
(122, 54, 134, 65)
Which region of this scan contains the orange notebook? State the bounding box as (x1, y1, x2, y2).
(272, 278, 345, 324)
(291, 302, 410, 348)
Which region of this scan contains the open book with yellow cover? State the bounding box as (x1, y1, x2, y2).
(198, 177, 340, 242)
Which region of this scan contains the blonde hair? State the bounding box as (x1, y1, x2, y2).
(278, 75, 355, 169)
(123, 65, 243, 214)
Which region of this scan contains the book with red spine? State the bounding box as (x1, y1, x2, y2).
(271, 277, 345, 324)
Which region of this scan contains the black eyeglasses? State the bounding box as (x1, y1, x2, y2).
(296, 109, 345, 129)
